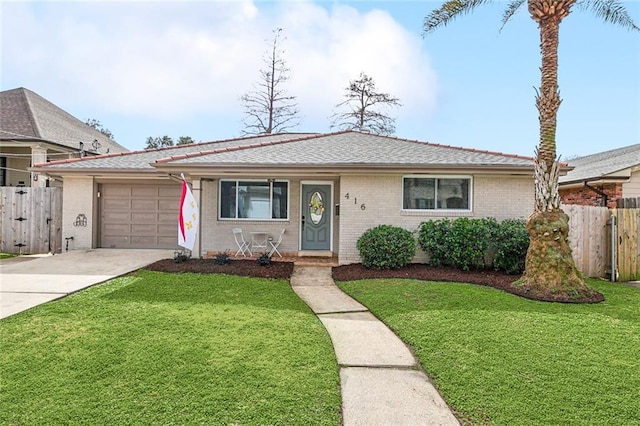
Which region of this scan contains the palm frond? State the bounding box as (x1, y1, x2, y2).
(577, 0, 640, 31)
(423, 0, 494, 35)
(499, 0, 526, 32)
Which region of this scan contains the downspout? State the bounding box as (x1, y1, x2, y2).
(583, 181, 608, 207)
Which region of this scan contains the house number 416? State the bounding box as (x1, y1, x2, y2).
(345, 193, 365, 210)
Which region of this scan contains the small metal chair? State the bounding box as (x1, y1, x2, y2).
(268, 229, 285, 258)
(233, 228, 252, 257)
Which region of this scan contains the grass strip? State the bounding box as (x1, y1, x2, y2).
(337, 278, 640, 425)
(1, 271, 341, 425)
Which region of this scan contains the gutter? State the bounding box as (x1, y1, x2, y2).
(152, 163, 536, 175)
(0, 137, 98, 155)
(559, 176, 629, 187)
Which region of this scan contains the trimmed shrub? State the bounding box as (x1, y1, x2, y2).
(452, 217, 498, 270)
(419, 217, 529, 274)
(492, 219, 529, 274)
(357, 225, 416, 269)
(419, 218, 497, 271)
(417, 219, 452, 267)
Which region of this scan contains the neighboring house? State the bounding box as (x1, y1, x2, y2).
(559, 144, 640, 209)
(32, 130, 539, 265)
(0, 87, 128, 187)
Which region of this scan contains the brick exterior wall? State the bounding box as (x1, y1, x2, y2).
(200, 179, 313, 257)
(337, 174, 534, 264)
(200, 178, 343, 258)
(59, 173, 535, 261)
(560, 183, 622, 209)
(62, 176, 96, 250)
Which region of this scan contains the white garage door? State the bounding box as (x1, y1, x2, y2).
(99, 183, 181, 249)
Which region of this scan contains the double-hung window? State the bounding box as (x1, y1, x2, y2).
(402, 176, 471, 211)
(220, 180, 289, 220)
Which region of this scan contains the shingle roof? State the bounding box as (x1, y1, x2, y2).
(35, 131, 534, 172)
(559, 144, 640, 184)
(35, 133, 318, 170)
(0, 87, 128, 154)
(157, 131, 534, 168)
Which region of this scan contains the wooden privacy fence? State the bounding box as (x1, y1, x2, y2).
(617, 197, 640, 208)
(615, 208, 640, 281)
(564, 202, 640, 281)
(564, 204, 611, 278)
(0, 187, 62, 254)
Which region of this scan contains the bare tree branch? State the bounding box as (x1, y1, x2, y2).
(241, 28, 300, 135)
(330, 72, 401, 135)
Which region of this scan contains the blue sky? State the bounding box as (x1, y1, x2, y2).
(2, 1, 639, 157)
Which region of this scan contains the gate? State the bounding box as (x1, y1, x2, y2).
(0, 187, 63, 254)
(615, 207, 640, 282)
(564, 204, 611, 278)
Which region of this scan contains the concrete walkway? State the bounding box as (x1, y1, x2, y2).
(0, 249, 174, 319)
(291, 266, 460, 426)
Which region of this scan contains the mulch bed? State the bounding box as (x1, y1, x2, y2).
(333, 264, 604, 304)
(332, 263, 519, 286)
(144, 258, 294, 280)
(144, 258, 603, 303)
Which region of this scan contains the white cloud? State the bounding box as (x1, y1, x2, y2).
(2, 1, 437, 132)
(279, 3, 436, 125)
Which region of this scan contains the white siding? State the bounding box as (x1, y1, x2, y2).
(622, 169, 640, 198)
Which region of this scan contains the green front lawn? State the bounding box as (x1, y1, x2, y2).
(0, 252, 15, 259)
(337, 278, 640, 425)
(1, 271, 341, 425)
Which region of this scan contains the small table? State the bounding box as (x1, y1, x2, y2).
(250, 231, 269, 251)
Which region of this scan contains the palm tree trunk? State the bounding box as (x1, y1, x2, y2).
(518, 0, 603, 302)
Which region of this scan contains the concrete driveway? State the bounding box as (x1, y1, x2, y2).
(0, 249, 174, 319)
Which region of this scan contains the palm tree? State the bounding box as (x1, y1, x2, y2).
(424, 0, 638, 302)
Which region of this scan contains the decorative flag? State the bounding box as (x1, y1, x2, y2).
(178, 178, 199, 250)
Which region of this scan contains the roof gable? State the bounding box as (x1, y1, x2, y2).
(0, 87, 128, 154)
(559, 143, 640, 184)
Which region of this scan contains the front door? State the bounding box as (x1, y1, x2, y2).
(301, 183, 332, 251)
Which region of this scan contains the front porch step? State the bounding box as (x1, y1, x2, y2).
(298, 250, 334, 257)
